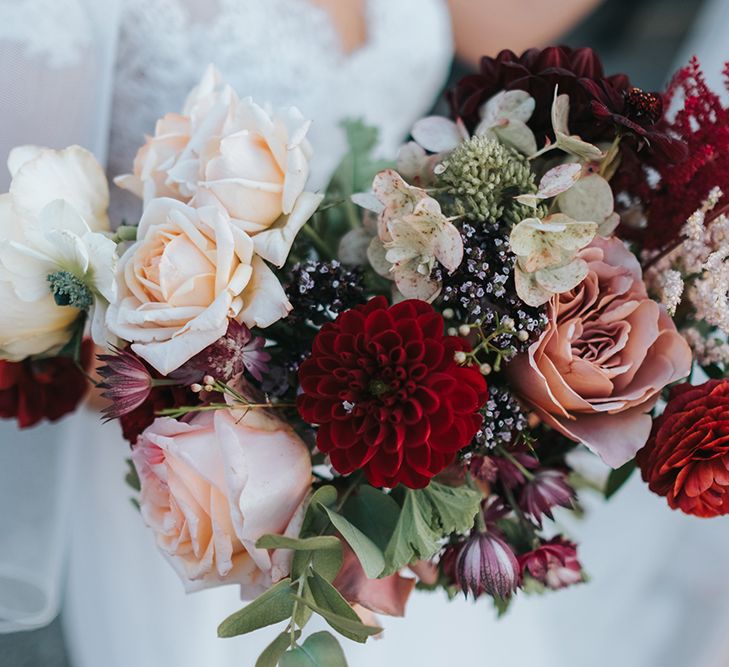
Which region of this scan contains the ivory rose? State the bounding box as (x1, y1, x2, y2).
(107, 198, 290, 375)
(507, 236, 692, 467)
(131, 407, 312, 596)
(116, 65, 323, 269)
(0, 145, 113, 359)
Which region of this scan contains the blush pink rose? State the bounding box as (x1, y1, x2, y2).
(507, 236, 692, 467)
(132, 407, 312, 597)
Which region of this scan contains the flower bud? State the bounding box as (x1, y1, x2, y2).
(519, 537, 583, 590)
(519, 470, 575, 527)
(458, 324, 471, 337)
(454, 350, 467, 364)
(455, 531, 520, 599)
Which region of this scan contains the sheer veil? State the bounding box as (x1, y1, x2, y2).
(0, 0, 120, 632)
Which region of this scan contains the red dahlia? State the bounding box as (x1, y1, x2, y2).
(297, 296, 488, 488)
(0, 341, 92, 428)
(636, 380, 729, 518)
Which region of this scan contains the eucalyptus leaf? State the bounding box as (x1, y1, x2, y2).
(604, 460, 637, 499)
(307, 570, 368, 643)
(257, 535, 341, 551)
(256, 631, 299, 667)
(279, 632, 348, 667)
(341, 486, 401, 552)
(311, 542, 344, 582)
(217, 579, 294, 638)
(293, 596, 382, 641)
(320, 506, 385, 578)
(125, 458, 141, 492)
(292, 486, 339, 579)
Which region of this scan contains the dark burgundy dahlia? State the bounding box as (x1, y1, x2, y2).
(448, 46, 684, 160)
(297, 296, 488, 488)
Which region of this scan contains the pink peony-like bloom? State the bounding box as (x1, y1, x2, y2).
(507, 236, 692, 468)
(132, 407, 311, 597)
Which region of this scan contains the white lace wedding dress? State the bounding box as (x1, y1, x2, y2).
(3, 1, 729, 665)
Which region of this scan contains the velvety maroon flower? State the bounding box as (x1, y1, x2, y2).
(119, 383, 197, 445)
(455, 531, 520, 599)
(636, 380, 729, 518)
(297, 296, 488, 488)
(0, 341, 92, 428)
(171, 320, 270, 384)
(97, 347, 154, 420)
(519, 537, 583, 590)
(448, 46, 683, 159)
(519, 470, 575, 528)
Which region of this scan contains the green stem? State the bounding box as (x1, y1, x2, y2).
(301, 224, 335, 259)
(498, 447, 535, 481)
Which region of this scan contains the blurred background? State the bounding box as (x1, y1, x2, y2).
(0, 0, 720, 665)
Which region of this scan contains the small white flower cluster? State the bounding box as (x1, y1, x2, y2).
(645, 187, 729, 329)
(681, 326, 729, 366)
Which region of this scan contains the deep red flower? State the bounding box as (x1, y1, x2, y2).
(119, 382, 197, 445)
(636, 380, 729, 518)
(0, 341, 92, 428)
(448, 46, 683, 160)
(620, 57, 729, 251)
(519, 537, 583, 590)
(297, 296, 488, 488)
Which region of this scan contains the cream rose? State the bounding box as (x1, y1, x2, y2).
(107, 198, 290, 375)
(116, 65, 323, 269)
(0, 145, 112, 360)
(132, 408, 312, 596)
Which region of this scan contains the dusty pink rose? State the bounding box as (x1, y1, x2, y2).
(507, 236, 691, 467)
(132, 407, 311, 597)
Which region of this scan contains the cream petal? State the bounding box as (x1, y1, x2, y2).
(251, 191, 323, 267)
(10, 145, 109, 232)
(237, 256, 291, 328)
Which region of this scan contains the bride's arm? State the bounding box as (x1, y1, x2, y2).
(447, 0, 603, 66)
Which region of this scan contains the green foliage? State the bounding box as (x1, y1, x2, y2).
(124, 458, 141, 492)
(291, 119, 392, 263)
(702, 363, 726, 379)
(217, 579, 295, 638)
(279, 632, 348, 667)
(320, 506, 385, 578)
(604, 459, 637, 499)
(57, 313, 87, 362)
(256, 631, 300, 667)
(382, 482, 482, 576)
(256, 535, 341, 552)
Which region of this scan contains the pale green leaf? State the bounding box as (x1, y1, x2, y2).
(307, 570, 370, 643)
(255, 631, 299, 667)
(279, 632, 348, 667)
(320, 506, 385, 578)
(217, 579, 294, 638)
(256, 535, 341, 551)
(293, 596, 382, 641)
(341, 486, 401, 552)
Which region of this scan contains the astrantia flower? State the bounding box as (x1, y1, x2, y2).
(519, 470, 575, 528)
(455, 531, 520, 599)
(172, 320, 270, 384)
(0, 341, 92, 428)
(519, 537, 583, 590)
(297, 296, 488, 488)
(97, 347, 154, 420)
(636, 380, 729, 517)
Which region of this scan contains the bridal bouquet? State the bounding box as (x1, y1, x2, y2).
(2, 47, 729, 664)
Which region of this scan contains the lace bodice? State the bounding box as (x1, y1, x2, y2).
(110, 0, 453, 219)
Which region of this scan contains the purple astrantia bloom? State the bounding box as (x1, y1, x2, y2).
(519, 537, 583, 590)
(97, 347, 154, 420)
(455, 530, 520, 599)
(172, 320, 271, 384)
(519, 469, 575, 528)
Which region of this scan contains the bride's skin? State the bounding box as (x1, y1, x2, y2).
(311, 0, 602, 62)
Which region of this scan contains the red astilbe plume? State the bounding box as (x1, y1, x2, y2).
(0, 341, 93, 428)
(622, 57, 729, 251)
(297, 297, 488, 488)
